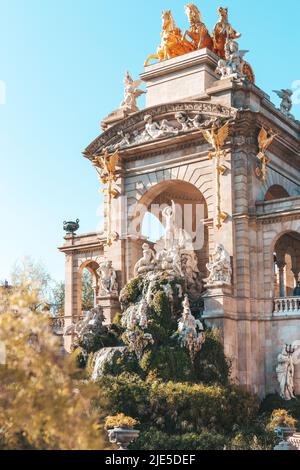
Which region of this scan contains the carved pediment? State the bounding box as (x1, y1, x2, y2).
(83, 101, 237, 159)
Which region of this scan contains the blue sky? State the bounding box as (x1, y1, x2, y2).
(0, 0, 300, 283)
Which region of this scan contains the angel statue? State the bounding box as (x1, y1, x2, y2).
(273, 89, 294, 119)
(256, 127, 277, 182)
(276, 346, 296, 401)
(120, 71, 145, 114)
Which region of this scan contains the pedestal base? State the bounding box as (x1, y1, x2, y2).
(97, 294, 120, 325)
(202, 285, 233, 329)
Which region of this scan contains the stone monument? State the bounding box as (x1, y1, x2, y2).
(60, 4, 300, 398)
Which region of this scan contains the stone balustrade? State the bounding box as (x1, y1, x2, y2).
(274, 297, 300, 315)
(288, 433, 300, 450)
(49, 316, 74, 335)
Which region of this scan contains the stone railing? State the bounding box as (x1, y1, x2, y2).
(49, 316, 74, 335)
(288, 433, 300, 450)
(274, 297, 300, 315)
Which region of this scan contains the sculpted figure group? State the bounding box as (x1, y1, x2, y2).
(145, 4, 254, 82)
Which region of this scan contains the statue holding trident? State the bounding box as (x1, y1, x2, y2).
(276, 345, 297, 401)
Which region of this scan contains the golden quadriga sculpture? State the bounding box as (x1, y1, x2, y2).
(145, 5, 254, 83)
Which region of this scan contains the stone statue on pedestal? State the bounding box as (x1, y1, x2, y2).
(120, 71, 144, 114)
(276, 346, 296, 401)
(273, 89, 295, 120)
(97, 260, 118, 295)
(205, 244, 232, 287)
(216, 38, 248, 80)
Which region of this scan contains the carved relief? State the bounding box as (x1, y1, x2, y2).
(83, 102, 237, 158)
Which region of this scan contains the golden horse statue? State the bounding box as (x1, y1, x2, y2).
(213, 7, 241, 59)
(183, 3, 213, 51)
(145, 10, 193, 66)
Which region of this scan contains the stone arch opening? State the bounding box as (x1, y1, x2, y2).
(273, 232, 300, 297)
(265, 185, 290, 202)
(77, 260, 99, 318)
(136, 179, 209, 278)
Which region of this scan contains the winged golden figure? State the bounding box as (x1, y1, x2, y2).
(257, 127, 277, 158)
(93, 148, 119, 184)
(256, 127, 277, 182)
(202, 121, 230, 158)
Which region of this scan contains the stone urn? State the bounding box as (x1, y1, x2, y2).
(63, 219, 80, 235)
(107, 427, 140, 450)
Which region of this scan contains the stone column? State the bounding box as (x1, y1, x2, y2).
(277, 258, 286, 298)
(64, 251, 75, 352)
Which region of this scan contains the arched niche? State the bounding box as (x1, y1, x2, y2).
(136, 179, 209, 278)
(77, 260, 100, 317)
(265, 185, 290, 202)
(273, 231, 300, 297)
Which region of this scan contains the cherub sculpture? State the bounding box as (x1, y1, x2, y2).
(183, 3, 213, 51)
(120, 71, 145, 114)
(213, 7, 241, 59)
(273, 89, 294, 119)
(216, 38, 248, 78)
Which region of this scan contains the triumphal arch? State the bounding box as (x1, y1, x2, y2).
(60, 5, 300, 397)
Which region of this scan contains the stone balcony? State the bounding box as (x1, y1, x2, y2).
(274, 297, 300, 316)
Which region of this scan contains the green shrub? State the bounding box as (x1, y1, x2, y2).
(151, 291, 173, 331)
(97, 373, 151, 420)
(80, 329, 120, 354)
(96, 374, 259, 435)
(70, 347, 87, 369)
(103, 350, 143, 377)
(193, 329, 230, 386)
(140, 346, 192, 382)
(260, 394, 300, 420)
(120, 278, 142, 308)
(132, 428, 227, 450)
